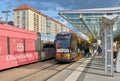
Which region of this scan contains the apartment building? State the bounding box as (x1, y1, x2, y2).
(14, 4, 69, 36)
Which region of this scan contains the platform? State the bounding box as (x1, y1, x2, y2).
(47, 55, 120, 81)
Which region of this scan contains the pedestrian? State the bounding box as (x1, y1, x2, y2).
(92, 44, 97, 54)
(113, 43, 117, 64)
(85, 46, 90, 57)
(97, 46, 102, 56)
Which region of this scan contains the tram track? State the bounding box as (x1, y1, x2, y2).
(45, 57, 87, 81)
(44, 63, 73, 81)
(0, 58, 74, 81)
(0, 57, 88, 81)
(14, 60, 58, 81)
(14, 60, 73, 81)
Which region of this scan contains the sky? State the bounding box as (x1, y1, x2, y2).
(0, 0, 120, 31)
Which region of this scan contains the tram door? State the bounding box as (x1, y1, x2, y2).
(70, 40, 78, 57)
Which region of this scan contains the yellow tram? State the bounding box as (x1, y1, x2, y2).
(55, 32, 87, 62)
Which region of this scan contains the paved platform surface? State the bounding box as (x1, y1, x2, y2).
(47, 55, 120, 81)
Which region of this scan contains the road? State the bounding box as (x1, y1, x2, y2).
(0, 59, 72, 81)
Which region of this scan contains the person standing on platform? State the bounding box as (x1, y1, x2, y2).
(85, 46, 90, 57)
(97, 46, 102, 56)
(113, 43, 117, 64)
(92, 44, 97, 54)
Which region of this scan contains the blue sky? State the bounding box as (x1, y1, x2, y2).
(0, 0, 120, 30)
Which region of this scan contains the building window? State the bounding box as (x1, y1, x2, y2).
(23, 24, 25, 29)
(17, 11, 20, 15)
(37, 15, 39, 19)
(22, 10, 26, 15)
(22, 10, 26, 29)
(17, 16, 19, 19)
(22, 15, 26, 29)
(17, 20, 19, 24)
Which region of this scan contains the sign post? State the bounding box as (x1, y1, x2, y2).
(102, 15, 118, 76)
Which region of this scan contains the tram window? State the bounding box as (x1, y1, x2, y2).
(43, 44, 55, 48)
(49, 44, 55, 48)
(91, 39, 97, 43)
(107, 13, 112, 15)
(79, 44, 83, 51)
(71, 41, 77, 52)
(43, 44, 49, 48)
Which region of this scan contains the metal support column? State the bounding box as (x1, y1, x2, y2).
(102, 15, 118, 76)
(101, 32, 105, 62)
(80, 14, 96, 38)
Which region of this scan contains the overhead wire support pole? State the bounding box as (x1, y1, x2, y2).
(2, 10, 11, 23)
(80, 14, 96, 38)
(0, 0, 12, 23)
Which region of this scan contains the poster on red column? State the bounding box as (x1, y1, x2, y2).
(10, 37, 24, 54)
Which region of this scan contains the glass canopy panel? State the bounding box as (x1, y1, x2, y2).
(82, 13, 104, 38)
(61, 13, 103, 38)
(62, 13, 90, 36)
(59, 8, 120, 39)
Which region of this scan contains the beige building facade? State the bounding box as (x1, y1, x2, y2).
(14, 4, 69, 36)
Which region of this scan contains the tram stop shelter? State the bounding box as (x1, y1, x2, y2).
(58, 7, 120, 76)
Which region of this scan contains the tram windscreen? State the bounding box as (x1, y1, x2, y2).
(56, 35, 70, 49)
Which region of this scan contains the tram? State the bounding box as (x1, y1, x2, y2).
(55, 32, 86, 62)
(0, 23, 55, 70)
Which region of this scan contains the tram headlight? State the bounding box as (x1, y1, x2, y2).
(67, 53, 71, 58)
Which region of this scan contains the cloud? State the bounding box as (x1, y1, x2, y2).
(5, 0, 119, 16)
(1, 0, 120, 21)
(7, 0, 119, 10)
